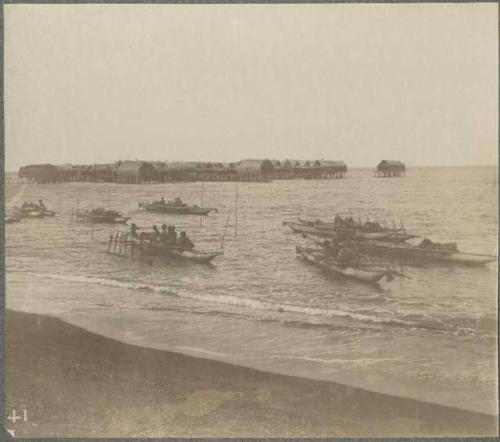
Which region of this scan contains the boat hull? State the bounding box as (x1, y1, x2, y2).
(108, 236, 223, 264)
(296, 246, 388, 284)
(287, 221, 414, 242)
(286, 222, 338, 238)
(350, 240, 497, 266)
(76, 211, 129, 224)
(6, 215, 22, 224)
(19, 207, 55, 218)
(142, 246, 222, 264)
(140, 203, 216, 215)
(295, 218, 417, 242)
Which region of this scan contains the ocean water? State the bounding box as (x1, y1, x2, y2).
(5, 167, 498, 415)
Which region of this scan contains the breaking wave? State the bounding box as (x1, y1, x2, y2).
(19, 271, 490, 336)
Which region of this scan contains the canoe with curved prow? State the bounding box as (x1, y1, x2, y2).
(21, 210, 45, 218)
(18, 205, 56, 218)
(296, 246, 393, 284)
(139, 201, 217, 215)
(284, 221, 412, 242)
(295, 218, 417, 242)
(108, 232, 223, 264)
(142, 243, 223, 264)
(284, 221, 339, 238)
(5, 213, 23, 224)
(75, 210, 129, 224)
(348, 240, 497, 266)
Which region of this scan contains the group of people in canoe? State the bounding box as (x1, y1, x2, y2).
(291, 214, 496, 283)
(305, 215, 387, 233)
(130, 223, 194, 249)
(334, 215, 386, 232)
(153, 196, 187, 207)
(322, 239, 359, 266)
(21, 199, 47, 211)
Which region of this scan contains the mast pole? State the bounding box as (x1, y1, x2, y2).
(200, 180, 204, 227)
(235, 180, 238, 238)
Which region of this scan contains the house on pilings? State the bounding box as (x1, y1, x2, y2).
(18, 164, 76, 183)
(376, 160, 406, 177)
(115, 161, 156, 183)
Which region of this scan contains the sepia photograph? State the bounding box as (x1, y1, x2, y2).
(3, 2, 499, 437)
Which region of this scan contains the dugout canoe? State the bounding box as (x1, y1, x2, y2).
(142, 242, 223, 263)
(76, 209, 129, 224)
(139, 201, 217, 215)
(348, 240, 496, 266)
(295, 218, 417, 242)
(284, 221, 413, 242)
(108, 233, 222, 264)
(296, 246, 393, 284)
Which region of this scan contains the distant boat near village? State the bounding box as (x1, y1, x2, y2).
(139, 197, 217, 215)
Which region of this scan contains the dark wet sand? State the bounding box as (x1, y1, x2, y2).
(4, 309, 498, 437)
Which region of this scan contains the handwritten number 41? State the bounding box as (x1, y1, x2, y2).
(7, 409, 28, 424)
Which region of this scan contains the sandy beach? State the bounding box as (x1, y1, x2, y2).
(4, 309, 497, 437)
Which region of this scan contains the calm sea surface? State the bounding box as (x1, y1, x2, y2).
(5, 167, 498, 414)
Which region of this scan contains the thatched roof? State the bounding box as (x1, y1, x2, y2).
(377, 160, 405, 170)
(319, 160, 348, 171)
(116, 161, 154, 176)
(161, 161, 206, 170)
(54, 164, 74, 172)
(235, 159, 274, 174)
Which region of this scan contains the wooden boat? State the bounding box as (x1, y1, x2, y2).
(139, 201, 217, 215)
(75, 208, 129, 224)
(5, 212, 23, 224)
(296, 246, 393, 284)
(347, 239, 497, 266)
(284, 221, 410, 243)
(295, 218, 417, 242)
(18, 205, 55, 218)
(20, 209, 45, 218)
(284, 221, 338, 238)
(108, 232, 222, 264)
(141, 243, 223, 263)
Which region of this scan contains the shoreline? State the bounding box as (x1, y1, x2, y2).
(4, 309, 498, 437)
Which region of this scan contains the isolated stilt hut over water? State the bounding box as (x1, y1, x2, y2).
(376, 160, 406, 177)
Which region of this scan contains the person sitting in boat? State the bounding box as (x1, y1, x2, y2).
(323, 240, 341, 258)
(166, 225, 177, 244)
(177, 231, 194, 249)
(344, 217, 355, 228)
(160, 224, 169, 243)
(151, 225, 160, 241)
(364, 220, 379, 231)
(336, 246, 359, 267)
(160, 197, 166, 204)
(336, 229, 357, 241)
(130, 223, 140, 239)
(38, 199, 46, 211)
(173, 197, 185, 207)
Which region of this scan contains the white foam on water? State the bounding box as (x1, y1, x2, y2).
(22, 271, 417, 329)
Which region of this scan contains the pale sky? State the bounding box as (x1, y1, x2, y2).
(5, 3, 498, 171)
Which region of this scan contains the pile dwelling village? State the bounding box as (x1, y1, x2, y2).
(18, 159, 349, 184)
